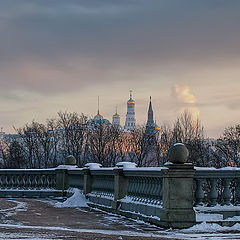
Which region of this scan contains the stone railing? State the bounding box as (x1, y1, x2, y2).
(194, 167, 240, 207)
(0, 169, 56, 189)
(0, 168, 58, 197)
(1, 146, 240, 228)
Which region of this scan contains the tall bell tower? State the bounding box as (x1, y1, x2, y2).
(124, 90, 136, 131)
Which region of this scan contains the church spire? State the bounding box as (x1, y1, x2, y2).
(97, 96, 100, 115)
(130, 90, 132, 100)
(94, 96, 103, 119)
(146, 96, 155, 134)
(147, 96, 154, 125)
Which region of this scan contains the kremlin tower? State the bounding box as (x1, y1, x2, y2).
(124, 90, 136, 131)
(146, 97, 160, 135)
(112, 107, 121, 127)
(146, 96, 156, 135)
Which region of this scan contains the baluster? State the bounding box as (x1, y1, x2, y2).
(17, 175, 21, 188)
(142, 177, 146, 202)
(32, 175, 36, 189)
(235, 178, 240, 205)
(22, 175, 26, 189)
(146, 177, 152, 203)
(195, 178, 205, 206)
(222, 178, 232, 205)
(11, 175, 16, 189)
(158, 178, 163, 205)
(2, 175, 6, 188)
(133, 177, 139, 201)
(53, 175, 56, 188)
(139, 177, 144, 202)
(2, 175, 5, 188)
(6, 175, 10, 188)
(208, 178, 218, 207)
(152, 178, 158, 204)
(35, 175, 39, 189)
(141, 177, 147, 203)
(50, 175, 55, 188)
(39, 175, 43, 188)
(149, 178, 155, 204)
(127, 177, 133, 199)
(111, 176, 114, 197)
(0, 175, 2, 189)
(46, 175, 50, 188)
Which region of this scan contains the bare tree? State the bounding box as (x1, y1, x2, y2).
(87, 121, 119, 166)
(129, 125, 156, 166)
(157, 123, 173, 166)
(171, 110, 206, 166)
(57, 111, 88, 166)
(214, 124, 240, 167)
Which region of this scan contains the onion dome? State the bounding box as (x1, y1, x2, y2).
(113, 112, 120, 118)
(94, 111, 103, 119)
(87, 117, 111, 126)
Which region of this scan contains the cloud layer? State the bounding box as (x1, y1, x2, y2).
(0, 1, 239, 137)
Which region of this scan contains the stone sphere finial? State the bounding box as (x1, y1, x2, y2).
(65, 155, 77, 165)
(168, 143, 189, 164)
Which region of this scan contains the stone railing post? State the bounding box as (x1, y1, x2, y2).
(55, 155, 77, 193)
(160, 144, 196, 229)
(83, 163, 101, 195)
(112, 162, 136, 210)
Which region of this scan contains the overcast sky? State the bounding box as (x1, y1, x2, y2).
(0, 0, 240, 137)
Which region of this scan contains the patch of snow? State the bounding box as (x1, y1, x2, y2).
(120, 196, 162, 207)
(164, 162, 173, 165)
(174, 143, 184, 146)
(182, 222, 240, 233)
(54, 188, 88, 208)
(115, 162, 137, 169)
(196, 213, 223, 221)
(225, 215, 240, 221)
(124, 167, 166, 171)
(0, 223, 174, 239)
(56, 164, 78, 169)
(0, 200, 28, 217)
(195, 204, 240, 212)
(194, 167, 216, 170)
(84, 163, 102, 169)
(0, 168, 56, 171)
(219, 166, 240, 170)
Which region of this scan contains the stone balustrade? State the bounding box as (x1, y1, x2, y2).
(194, 167, 240, 207)
(0, 147, 240, 228)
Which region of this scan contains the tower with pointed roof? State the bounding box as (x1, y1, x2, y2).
(146, 96, 156, 135)
(94, 96, 103, 119)
(112, 107, 121, 126)
(124, 90, 136, 131)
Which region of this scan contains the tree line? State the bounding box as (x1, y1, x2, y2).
(0, 110, 239, 169)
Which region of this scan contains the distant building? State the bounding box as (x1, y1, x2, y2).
(124, 91, 136, 131)
(87, 98, 111, 127)
(146, 97, 160, 136)
(112, 107, 121, 127)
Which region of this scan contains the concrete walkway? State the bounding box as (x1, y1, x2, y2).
(1, 199, 240, 240)
(0, 198, 175, 240)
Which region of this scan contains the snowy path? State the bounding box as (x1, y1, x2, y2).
(0, 197, 240, 239)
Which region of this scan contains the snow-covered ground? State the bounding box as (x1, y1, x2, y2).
(0, 190, 240, 239)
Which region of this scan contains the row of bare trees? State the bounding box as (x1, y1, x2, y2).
(0, 110, 239, 169)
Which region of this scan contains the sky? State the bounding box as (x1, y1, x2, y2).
(0, 0, 240, 138)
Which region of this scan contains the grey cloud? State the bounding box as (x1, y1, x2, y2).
(0, 0, 240, 94)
